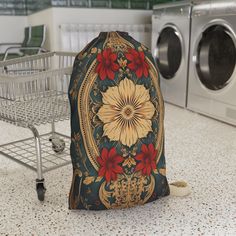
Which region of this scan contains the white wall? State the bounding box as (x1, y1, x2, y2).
(0, 16, 27, 51)
(28, 7, 152, 51)
(1, 8, 152, 52)
(51, 7, 152, 25)
(53, 8, 152, 51)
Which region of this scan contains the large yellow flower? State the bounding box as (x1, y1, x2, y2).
(97, 78, 155, 147)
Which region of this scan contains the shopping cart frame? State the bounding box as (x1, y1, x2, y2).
(0, 52, 77, 201)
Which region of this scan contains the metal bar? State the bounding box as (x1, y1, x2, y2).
(51, 120, 55, 134)
(43, 160, 71, 173)
(28, 124, 43, 180)
(0, 151, 37, 172)
(54, 132, 70, 139)
(0, 134, 36, 147)
(0, 131, 70, 173)
(0, 52, 74, 182)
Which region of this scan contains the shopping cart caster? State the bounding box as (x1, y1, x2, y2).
(49, 136, 65, 154)
(36, 180, 46, 201)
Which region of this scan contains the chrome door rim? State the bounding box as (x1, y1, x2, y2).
(155, 23, 184, 80)
(192, 19, 236, 93)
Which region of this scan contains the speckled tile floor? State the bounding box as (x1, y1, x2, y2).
(0, 103, 235, 236)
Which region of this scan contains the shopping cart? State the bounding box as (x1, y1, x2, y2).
(0, 52, 77, 201)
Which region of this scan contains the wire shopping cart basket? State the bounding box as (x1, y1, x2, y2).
(0, 52, 77, 201)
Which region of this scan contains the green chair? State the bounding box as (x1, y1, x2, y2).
(0, 27, 31, 60)
(1, 25, 46, 61)
(23, 25, 46, 55)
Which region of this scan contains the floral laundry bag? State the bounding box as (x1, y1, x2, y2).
(68, 31, 187, 210)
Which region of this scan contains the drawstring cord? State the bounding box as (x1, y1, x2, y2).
(169, 181, 191, 197)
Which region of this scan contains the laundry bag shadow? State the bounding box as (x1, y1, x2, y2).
(68, 31, 170, 210)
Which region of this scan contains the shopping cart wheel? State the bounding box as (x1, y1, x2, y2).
(49, 136, 65, 154)
(36, 182, 46, 201)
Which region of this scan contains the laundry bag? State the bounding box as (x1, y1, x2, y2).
(68, 31, 170, 210)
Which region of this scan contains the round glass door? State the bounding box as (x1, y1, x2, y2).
(156, 26, 182, 79)
(196, 25, 236, 90)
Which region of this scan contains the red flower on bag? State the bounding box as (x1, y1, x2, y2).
(97, 147, 124, 182)
(96, 48, 119, 80)
(135, 143, 157, 176)
(125, 48, 149, 78)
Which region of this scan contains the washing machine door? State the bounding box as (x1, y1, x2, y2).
(196, 25, 236, 90)
(156, 26, 182, 79)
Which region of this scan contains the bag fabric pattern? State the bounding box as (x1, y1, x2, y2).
(68, 31, 169, 210)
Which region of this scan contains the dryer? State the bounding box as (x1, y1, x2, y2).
(188, 0, 236, 126)
(152, 1, 192, 107)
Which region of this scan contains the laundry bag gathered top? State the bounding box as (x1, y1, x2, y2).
(68, 31, 170, 210)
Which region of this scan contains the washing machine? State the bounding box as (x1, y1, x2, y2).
(152, 1, 192, 107)
(188, 0, 236, 126)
